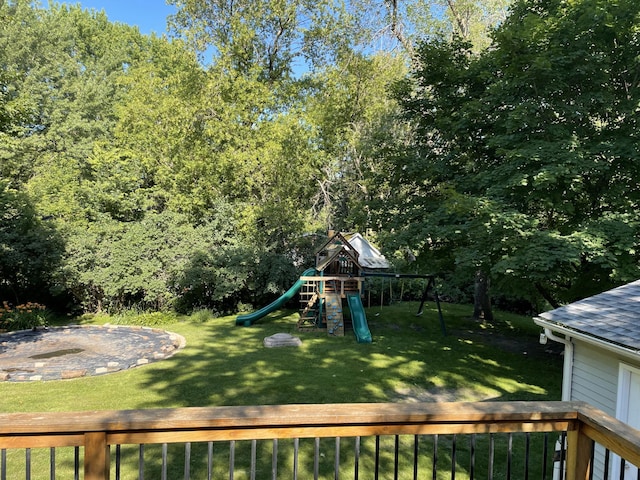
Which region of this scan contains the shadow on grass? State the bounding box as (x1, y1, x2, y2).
(135, 301, 563, 409)
(128, 299, 563, 480)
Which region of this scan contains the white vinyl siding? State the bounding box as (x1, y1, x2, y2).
(569, 340, 640, 479)
(571, 342, 618, 415)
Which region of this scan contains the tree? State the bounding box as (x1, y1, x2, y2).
(0, 2, 143, 186)
(381, 0, 640, 312)
(168, 0, 356, 78)
(302, 52, 408, 231)
(350, 0, 511, 58)
(0, 181, 64, 304)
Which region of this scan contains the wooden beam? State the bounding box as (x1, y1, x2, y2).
(0, 402, 582, 436)
(576, 403, 640, 469)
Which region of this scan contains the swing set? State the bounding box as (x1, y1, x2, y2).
(362, 272, 447, 336)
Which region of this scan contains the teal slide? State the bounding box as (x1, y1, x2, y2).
(235, 268, 316, 326)
(347, 293, 372, 343)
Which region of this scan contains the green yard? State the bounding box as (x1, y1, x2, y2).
(0, 302, 564, 479)
(0, 302, 562, 412)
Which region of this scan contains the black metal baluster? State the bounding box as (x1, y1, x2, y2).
(335, 436, 340, 480)
(433, 434, 439, 480)
(375, 436, 380, 480)
(229, 440, 235, 480)
(25, 448, 30, 480)
(272, 439, 278, 480)
(139, 444, 144, 480)
(208, 442, 214, 480)
(559, 433, 566, 480)
(49, 447, 55, 480)
(470, 434, 476, 480)
(184, 442, 191, 480)
(394, 435, 399, 480)
(506, 433, 512, 480)
(620, 459, 626, 480)
(542, 433, 549, 480)
(488, 434, 494, 480)
(0, 448, 5, 480)
(115, 444, 121, 480)
(293, 438, 299, 480)
(314, 438, 320, 480)
(250, 440, 256, 480)
(589, 441, 595, 480)
(74, 446, 80, 480)
(524, 433, 530, 480)
(604, 449, 610, 479)
(451, 435, 457, 480)
(413, 435, 419, 480)
(161, 443, 168, 480)
(354, 436, 360, 480)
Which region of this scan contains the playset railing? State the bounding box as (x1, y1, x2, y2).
(1, 401, 639, 479)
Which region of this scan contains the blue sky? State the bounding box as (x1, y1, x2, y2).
(60, 1, 176, 35)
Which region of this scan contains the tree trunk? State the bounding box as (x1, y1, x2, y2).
(535, 283, 561, 309)
(473, 270, 493, 322)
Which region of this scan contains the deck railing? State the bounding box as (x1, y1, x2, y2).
(1, 401, 639, 480)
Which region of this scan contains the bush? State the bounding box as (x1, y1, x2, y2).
(107, 310, 180, 327)
(62, 210, 240, 313)
(0, 301, 49, 331)
(189, 308, 216, 323)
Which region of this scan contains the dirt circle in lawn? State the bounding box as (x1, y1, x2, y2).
(0, 325, 185, 382)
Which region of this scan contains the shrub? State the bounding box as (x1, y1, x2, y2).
(108, 310, 179, 327)
(189, 308, 216, 323)
(0, 301, 49, 331)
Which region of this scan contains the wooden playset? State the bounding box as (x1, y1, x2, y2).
(297, 232, 368, 337)
(235, 232, 445, 342)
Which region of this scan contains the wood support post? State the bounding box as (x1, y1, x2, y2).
(84, 432, 110, 480)
(565, 427, 593, 480)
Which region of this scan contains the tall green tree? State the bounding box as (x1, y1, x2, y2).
(0, 181, 64, 304)
(61, 209, 246, 313)
(165, 0, 348, 247)
(350, 0, 511, 57)
(168, 0, 356, 77)
(302, 52, 408, 231)
(0, 1, 144, 186)
(381, 0, 640, 312)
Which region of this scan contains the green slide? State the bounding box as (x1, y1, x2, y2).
(235, 268, 316, 326)
(347, 293, 372, 343)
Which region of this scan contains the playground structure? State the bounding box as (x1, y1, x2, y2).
(235, 232, 445, 342)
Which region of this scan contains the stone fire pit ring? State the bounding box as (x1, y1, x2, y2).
(0, 324, 185, 382)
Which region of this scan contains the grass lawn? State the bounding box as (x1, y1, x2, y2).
(0, 301, 564, 479)
(0, 301, 562, 411)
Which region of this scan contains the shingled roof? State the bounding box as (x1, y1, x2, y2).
(536, 280, 640, 352)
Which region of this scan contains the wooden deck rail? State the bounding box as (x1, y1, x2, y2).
(1, 401, 639, 480)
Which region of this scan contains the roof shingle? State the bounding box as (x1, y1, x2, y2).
(539, 280, 640, 350)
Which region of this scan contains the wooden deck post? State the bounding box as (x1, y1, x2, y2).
(565, 426, 593, 480)
(84, 432, 110, 480)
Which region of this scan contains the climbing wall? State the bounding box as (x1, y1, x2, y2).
(324, 294, 344, 337)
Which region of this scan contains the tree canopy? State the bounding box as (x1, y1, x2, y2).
(380, 0, 640, 310)
(2, 0, 637, 316)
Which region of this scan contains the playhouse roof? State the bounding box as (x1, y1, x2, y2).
(344, 233, 390, 270)
(314, 232, 361, 271)
(316, 244, 360, 272)
(314, 232, 390, 272)
(535, 279, 640, 355)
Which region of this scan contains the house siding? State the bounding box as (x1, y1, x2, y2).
(571, 342, 618, 414)
(571, 342, 619, 416)
(569, 340, 640, 479)
(571, 342, 617, 479)
(537, 279, 640, 480)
